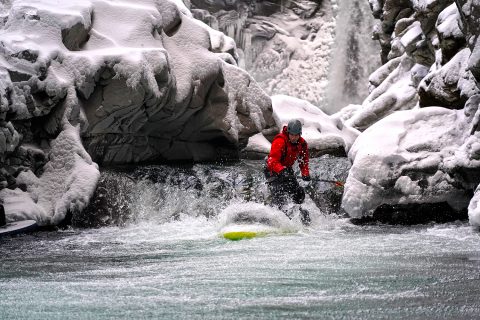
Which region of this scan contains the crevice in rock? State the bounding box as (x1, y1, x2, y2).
(164, 15, 182, 37)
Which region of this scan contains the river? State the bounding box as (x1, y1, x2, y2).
(1, 159, 480, 319)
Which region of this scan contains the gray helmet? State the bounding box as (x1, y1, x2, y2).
(287, 119, 302, 135)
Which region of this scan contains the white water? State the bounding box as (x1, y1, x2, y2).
(1, 213, 480, 319)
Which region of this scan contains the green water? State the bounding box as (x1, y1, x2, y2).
(1, 216, 480, 319)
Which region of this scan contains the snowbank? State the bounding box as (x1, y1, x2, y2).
(243, 94, 359, 157)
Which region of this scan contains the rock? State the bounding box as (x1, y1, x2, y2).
(0, 203, 5, 226)
(436, 4, 466, 64)
(468, 183, 480, 227)
(418, 48, 475, 108)
(0, 0, 279, 225)
(342, 107, 480, 224)
(347, 55, 419, 131)
(305, 155, 350, 215)
(74, 171, 136, 228)
(351, 202, 468, 225)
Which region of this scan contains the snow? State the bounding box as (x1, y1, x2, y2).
(347, 54, 420, 130)
(468, 185, 480, 227)
(436, 4, 463, 39)
(343, 107, 480, 219)
(244, 133, 272, 154)
(242, 94, 360, 156)
(400, 22, 423, 48)
(242, 0, 380, 112)
(0, 124, 100, 225)
(1, 0, 270, 224)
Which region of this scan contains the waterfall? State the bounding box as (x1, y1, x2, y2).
(323, 0, 381, 114)
(190, 0, 380, 114)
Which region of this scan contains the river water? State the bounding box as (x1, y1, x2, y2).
(1, 159, 480, 319)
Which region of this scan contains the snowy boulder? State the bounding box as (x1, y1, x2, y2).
(459, 0, 480, 84)
(342, 106, 480, 224)
(468, 184, 480, 227)
(241, 95, 359, 159)
(0, 0, 276, 225)
(0, 0, 274, 165)
(0, 124, 100, 226)
(436, 3, 466, 64)
(346, 54, 420, 131)
(418, 48, 479, 108)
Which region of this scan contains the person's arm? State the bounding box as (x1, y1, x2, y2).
(267, 138, 286, 174)
(299, 142, 310, 178)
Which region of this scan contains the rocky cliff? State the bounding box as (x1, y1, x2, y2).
(0, 0, 275, 225)
(342, 0, 480, 226)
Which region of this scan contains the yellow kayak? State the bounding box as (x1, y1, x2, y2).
(220, 224, 280, 241)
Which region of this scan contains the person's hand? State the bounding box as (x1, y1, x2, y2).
(302, 175, 311, 182)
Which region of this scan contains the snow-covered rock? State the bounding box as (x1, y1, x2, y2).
(0, 0, 276, 224)
(0, 124, 99, 225)
(346, 54, 420, 131)
(349, 0, 474, 133)
(418, 48, 479, 108)
(242, 95, 360, 159)
(343, 106, 480, 221)
(340, 0, 480, 226)
(1, 0, 274, 164)
(468, 183, 480, 227)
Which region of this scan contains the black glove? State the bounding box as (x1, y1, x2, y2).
(302, 175, 311, 181)
(277, 168, 293, 180)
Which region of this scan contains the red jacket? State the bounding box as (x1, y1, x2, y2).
(267, 126, 310, 177)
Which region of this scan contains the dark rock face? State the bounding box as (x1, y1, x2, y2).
(0, 203, 6, 226)
(305, 155, 350, 215)
(351, 202, 468, 225)
(74, 172, 136, 228)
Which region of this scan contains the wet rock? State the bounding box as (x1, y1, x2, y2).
(74, 171, 135, 228)
(0, 202, 5, 226)
(351, 202, 468, 225)
(305, 155, 350, 215)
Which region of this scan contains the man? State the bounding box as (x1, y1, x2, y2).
(265, 119, 311, 223)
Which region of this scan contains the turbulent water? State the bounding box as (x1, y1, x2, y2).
(1, 158, 480, 319)
(1, 219, 480, 319)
